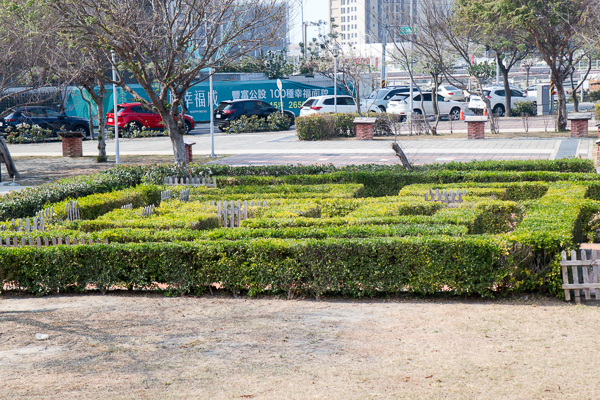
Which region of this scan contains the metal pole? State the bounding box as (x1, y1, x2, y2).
(409, 0, 413, 134)
(334, 56, 337, 113)
(209, 67, 216, 157)
(111, 50, 120, 165)
(381, 1, 386, 88)
(496, 58, 500, 85)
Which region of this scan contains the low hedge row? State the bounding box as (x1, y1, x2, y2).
(1, 223, 468, 243)
(0, 236, 512, 297)
(217, 170, 600, 197)
(398, 182, 549, 201)
(52, 184, 161, 221)
(0, 166, 146, 220)
(189, 183, 365, 199)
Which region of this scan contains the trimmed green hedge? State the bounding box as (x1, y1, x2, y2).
(52, 184, 161, 221)
(0, 236, 511, 297)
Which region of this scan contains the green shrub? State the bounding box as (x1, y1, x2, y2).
(0, 236, 512, 297)
(225, 115, 269, 134)
(511, 101, 537, 116)
(267, 112, 293, 131)
(51, 184, 161, 221)
(295, 114, 335, 140)
(588, 90, 600, 102)
(0, 165, 146, 220)
(595, 103, 600, 120)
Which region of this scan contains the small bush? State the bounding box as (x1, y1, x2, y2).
(267, 112, 293, 131)
(511, 101, 537, 116)
(588, 90, 600, 102)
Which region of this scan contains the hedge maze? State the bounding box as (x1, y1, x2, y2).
(1, 159, 599, 298)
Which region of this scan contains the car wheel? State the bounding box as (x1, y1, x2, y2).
(184, 121, 192, 134)
(378, 105, 386, 113)
(127, 121, 143, 133)
(449, 107, 461, 121)
(218, 126, 225, 132)
(492, 104, 505, 117)
(72, 125, 89, 139)
(413, 109, 422, 115)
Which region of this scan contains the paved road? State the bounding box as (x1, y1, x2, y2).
(4, 125, 594, 167)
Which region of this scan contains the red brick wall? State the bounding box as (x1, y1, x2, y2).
(62, 137, 83, 157)
(570, 119, 589, 138)
(185, 144, 193, 163)
(355, 123, 374, 140)
(467, 121, 485, 139)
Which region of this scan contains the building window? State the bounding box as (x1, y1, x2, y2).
(341, 7, 344, 13)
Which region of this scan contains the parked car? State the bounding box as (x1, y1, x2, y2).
(468, 86, 530, 116)
(387, 92, 463, 120)
(299, 95, 358, 116)
(214, 99, 295, 131)
(437, 85, 466, 102)
(361, 87, 412, 112)
(106, 102, 195, 134)
(524, 84, 570, 99)
(0, 106, 90, 136)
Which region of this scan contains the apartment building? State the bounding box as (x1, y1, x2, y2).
(328, 0, 417, 47)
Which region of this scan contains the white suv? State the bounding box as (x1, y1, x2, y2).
(361, 87, 412, 112)
(299, 95, 358, 116)
(387, 92, 463, 120)
(468, 86, 529, 116)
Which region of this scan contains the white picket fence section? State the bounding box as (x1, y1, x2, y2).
(121, 203, 133, 210)
(0, 217, 46, 232)
(425, 189, 466, 205)
(142, 204, 155, 217)
(163, 175, 217, 188)
(161, 190, 171, 202)
(66, 201, 80, 221)
(561, 250, 600, 303)
(212, 200, 267, 228)
(180, 188, 190, 202)
(36, 206, 55, 220)
(0, 237, 109, 247)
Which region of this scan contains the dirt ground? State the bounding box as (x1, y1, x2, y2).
(1, 293, 599, 399)
(3, 155, 220, 186)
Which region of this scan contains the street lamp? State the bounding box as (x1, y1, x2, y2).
(332, 45, 340, 114)
(111, 50, 120, 165)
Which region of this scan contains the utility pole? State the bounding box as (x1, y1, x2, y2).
(111, 50, 120, 165)
(409, 0, 413, 134)
(381, 0, 387, 88)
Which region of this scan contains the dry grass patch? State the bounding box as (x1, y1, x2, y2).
(1, 294, 599, 399)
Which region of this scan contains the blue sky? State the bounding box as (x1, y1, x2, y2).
(289, 0, 328, 45)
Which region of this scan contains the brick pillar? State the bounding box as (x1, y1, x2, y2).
(464, 116, 487, 140)
(355, 123, 374, 140)
(467, 121, 485, 139)
(568, 115, 591, 138)
(61, 137, 83, 157)
(184, 139, 196, 163)
(185, 143, 193, 163)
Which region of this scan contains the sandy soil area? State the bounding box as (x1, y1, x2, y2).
(1, 293, 599, 399)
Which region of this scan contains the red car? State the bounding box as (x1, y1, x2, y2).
(106, 102, 195, 133)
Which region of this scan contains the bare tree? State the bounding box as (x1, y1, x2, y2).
(0, 0, 71, 111)
(49, 0, 286, 165)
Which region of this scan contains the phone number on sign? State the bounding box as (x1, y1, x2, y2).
(270, 101, 304, 109)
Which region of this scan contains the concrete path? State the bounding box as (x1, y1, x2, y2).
(3, 124, 595, 167)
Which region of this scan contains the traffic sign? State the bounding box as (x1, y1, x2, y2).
(277, 78, 282, 90)
(399, 27, 416, 35)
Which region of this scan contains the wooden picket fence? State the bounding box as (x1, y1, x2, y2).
(121, 203, 133, 210)
(212, 200, 267, 228)
(425, 189, 466, 205)
(161, 190, 171, 202)
(180, 188, 190, 202)
(66, 201, 80, 221)
(36, 206, 55, 220)
(560, 250, 600, 303)
(163, 175, 217, 188)
(142, 204, 155, 217)
(0, 236, 109, 247)
(0, 217, 46, 232)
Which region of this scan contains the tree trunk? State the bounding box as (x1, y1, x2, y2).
(163, 114, 187, 165)
(525, 67, 530, 88)
(96, 96, 107, 162)
(78, 87, 95, 139)
(554, 78, 568, 131)
(570, 71, 579, 113)
(497, 55, 512, 117)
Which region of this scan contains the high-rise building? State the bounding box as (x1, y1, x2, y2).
(328, 0, 417, 47)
